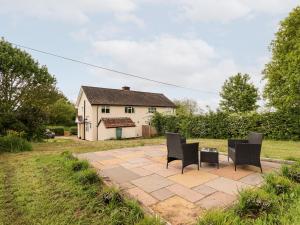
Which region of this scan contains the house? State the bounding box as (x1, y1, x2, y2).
(75, 86, 176, 141)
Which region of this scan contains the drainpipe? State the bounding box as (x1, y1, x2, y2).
(83, 100, 86, 140)
(96, 105, 99, 141)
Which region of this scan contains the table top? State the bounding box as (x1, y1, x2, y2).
(200, 147, 218, 153)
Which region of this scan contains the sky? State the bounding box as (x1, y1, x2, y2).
(0, 0, 299, 110)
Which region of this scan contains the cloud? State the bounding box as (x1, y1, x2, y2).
(91, 35, 242, 109)
(0, 0, 138, 24)
(174, 0, 299, 23)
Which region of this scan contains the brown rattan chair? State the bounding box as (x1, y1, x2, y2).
(228, 132, 263, 172)
(166, 132, 199, 174)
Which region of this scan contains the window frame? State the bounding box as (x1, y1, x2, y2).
(101, 106, 110, 114)
(125, 106, 135, 113)
(148, 107, 156, 113)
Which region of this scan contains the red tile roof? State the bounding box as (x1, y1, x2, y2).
(101, 117, 136, 128)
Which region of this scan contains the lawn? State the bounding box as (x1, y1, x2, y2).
(0, 136, 299, 225)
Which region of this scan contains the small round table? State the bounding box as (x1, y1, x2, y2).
(200, 148, 219, 169)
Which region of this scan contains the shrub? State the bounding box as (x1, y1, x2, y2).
(235, 188, 277, 218)
(69, 127, 77, 135)
(69, 160, 89, 171)
(102, 187, 123, 205)
(136, 216, 165, 225)
(281, 162, 300, 183)
(49, 127, 64, 136)
(75, 169, 100, 185)
(0, 135, 32, 153)
(61, 151, 76, 160)
(264, 173, 294, 195)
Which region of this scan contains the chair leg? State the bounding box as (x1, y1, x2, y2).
(181, 167, 184, 174)
(166, 162, 168, 169)
(260, 165, 263, 173)
(235, 164, 236, 171)
(198, 163, 199, 170)
(228, 155, 229, 162)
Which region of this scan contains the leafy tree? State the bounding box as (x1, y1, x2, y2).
(219, 73, 259, 113)
(0, 38, 59, 138)
(48, 98, 76, 126)
(173, 98, 202, 116)
(263, 6, 300, 112)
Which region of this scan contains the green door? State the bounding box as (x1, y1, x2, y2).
(116, 127, 122, 140)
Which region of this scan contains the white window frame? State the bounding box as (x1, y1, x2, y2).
(101, 106, 110, 113)
(148, 107, 156, 113)
(125, 106, 135, 113)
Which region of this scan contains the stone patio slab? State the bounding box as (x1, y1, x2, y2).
(192, 184, 217, 196)
(210, 165, 254, 180)
(101, 166, 140, 183)
(239, 173, 264, 186)
(168, 170, 218, 188)
(142, 163, 166, 173)
(196, 191, 237, 210)
(166, 184, 205, 203)
(205, 177, 251, 195)
(127, 167, 154, 176)
(127, 187, 158, 206)
(151, 188, 175, 201)
(131, 174, 173, 193)
(100, 158, 124, 166)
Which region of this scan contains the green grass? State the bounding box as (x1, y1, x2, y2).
(0, 136, 299, 225)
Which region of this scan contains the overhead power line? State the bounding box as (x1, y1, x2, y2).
(9, 41, 218, 95)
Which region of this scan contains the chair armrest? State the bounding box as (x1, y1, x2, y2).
(228, 139, 248, 148)
(180, 137, 186, 144)
(182, 143, 199, 161)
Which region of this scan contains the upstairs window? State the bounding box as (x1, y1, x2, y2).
(101, 106, 110, 113)
(148, 107, 156, 113)
(125, 106, 135, 113)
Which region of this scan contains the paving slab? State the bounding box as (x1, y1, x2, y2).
(127, 167, 154, 176)
(196, 191, 237, 210)
(142, 163, 166, 173)
(239, 173, 264, 186)
(192, 184, 217, 196)
(101, 166, 140, 183)
(168, 170, 218, 188)
(155, 168, 181, 177)
(131, 174, 173, 193)
(166, 184, 205, 203)
(151, 188, 175, 201)
(127, 187, 158, 206)
(210, 165, 254, 180)
(205, 177, 251, 195)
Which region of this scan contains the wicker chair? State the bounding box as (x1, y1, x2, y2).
(166, 132, 199, 174)
(228, 132, 263, 172)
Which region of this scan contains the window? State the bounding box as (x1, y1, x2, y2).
(148, 107, 156, 113)
(125, 106, 135, 113)
(101, 106, 110, 113)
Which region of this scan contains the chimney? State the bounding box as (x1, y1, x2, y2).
(122, 86, 130, 91)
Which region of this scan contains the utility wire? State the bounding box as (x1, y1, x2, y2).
(9, 41, 219, 95)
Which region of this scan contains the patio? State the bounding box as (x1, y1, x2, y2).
(77, 145, 280, 225)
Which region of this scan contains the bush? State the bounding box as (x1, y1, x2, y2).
(102, 188, 123, 205)
(0, 135, 32, 153)
(281, 162, 300, 183)
(234, 188, 277, 218)
(75, 169, 100, 185)
(69, 127, 77, 135)
(264, 173, 295, 195)
(136, 216, 165, 225)
(69, 160, 89, 171)
(151, 110, 300, 140)
(49, 127, 64, 136)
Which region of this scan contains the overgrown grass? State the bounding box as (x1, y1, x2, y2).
(0, 151, 164, 225)
(197, 162, 300, 225)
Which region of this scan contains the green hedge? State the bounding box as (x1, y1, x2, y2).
(0, 135, 32, 153)
(49, 127, 64, 136)
(69, 127, 77, 135)
(151, 110, 300, 140)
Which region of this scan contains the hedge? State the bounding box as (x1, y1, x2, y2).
(0, 135, 32, 152)
(151, 110, 300, 140)
(70, 127, 77, 135)
(49, 127, 64, 136)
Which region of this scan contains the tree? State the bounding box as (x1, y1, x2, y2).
(0, 38, 60, 138)
(219, 73, 259, 113)
(263, 6, 300, 112)
(48, 98, 76, 126)
(173, 98, 202, 116)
